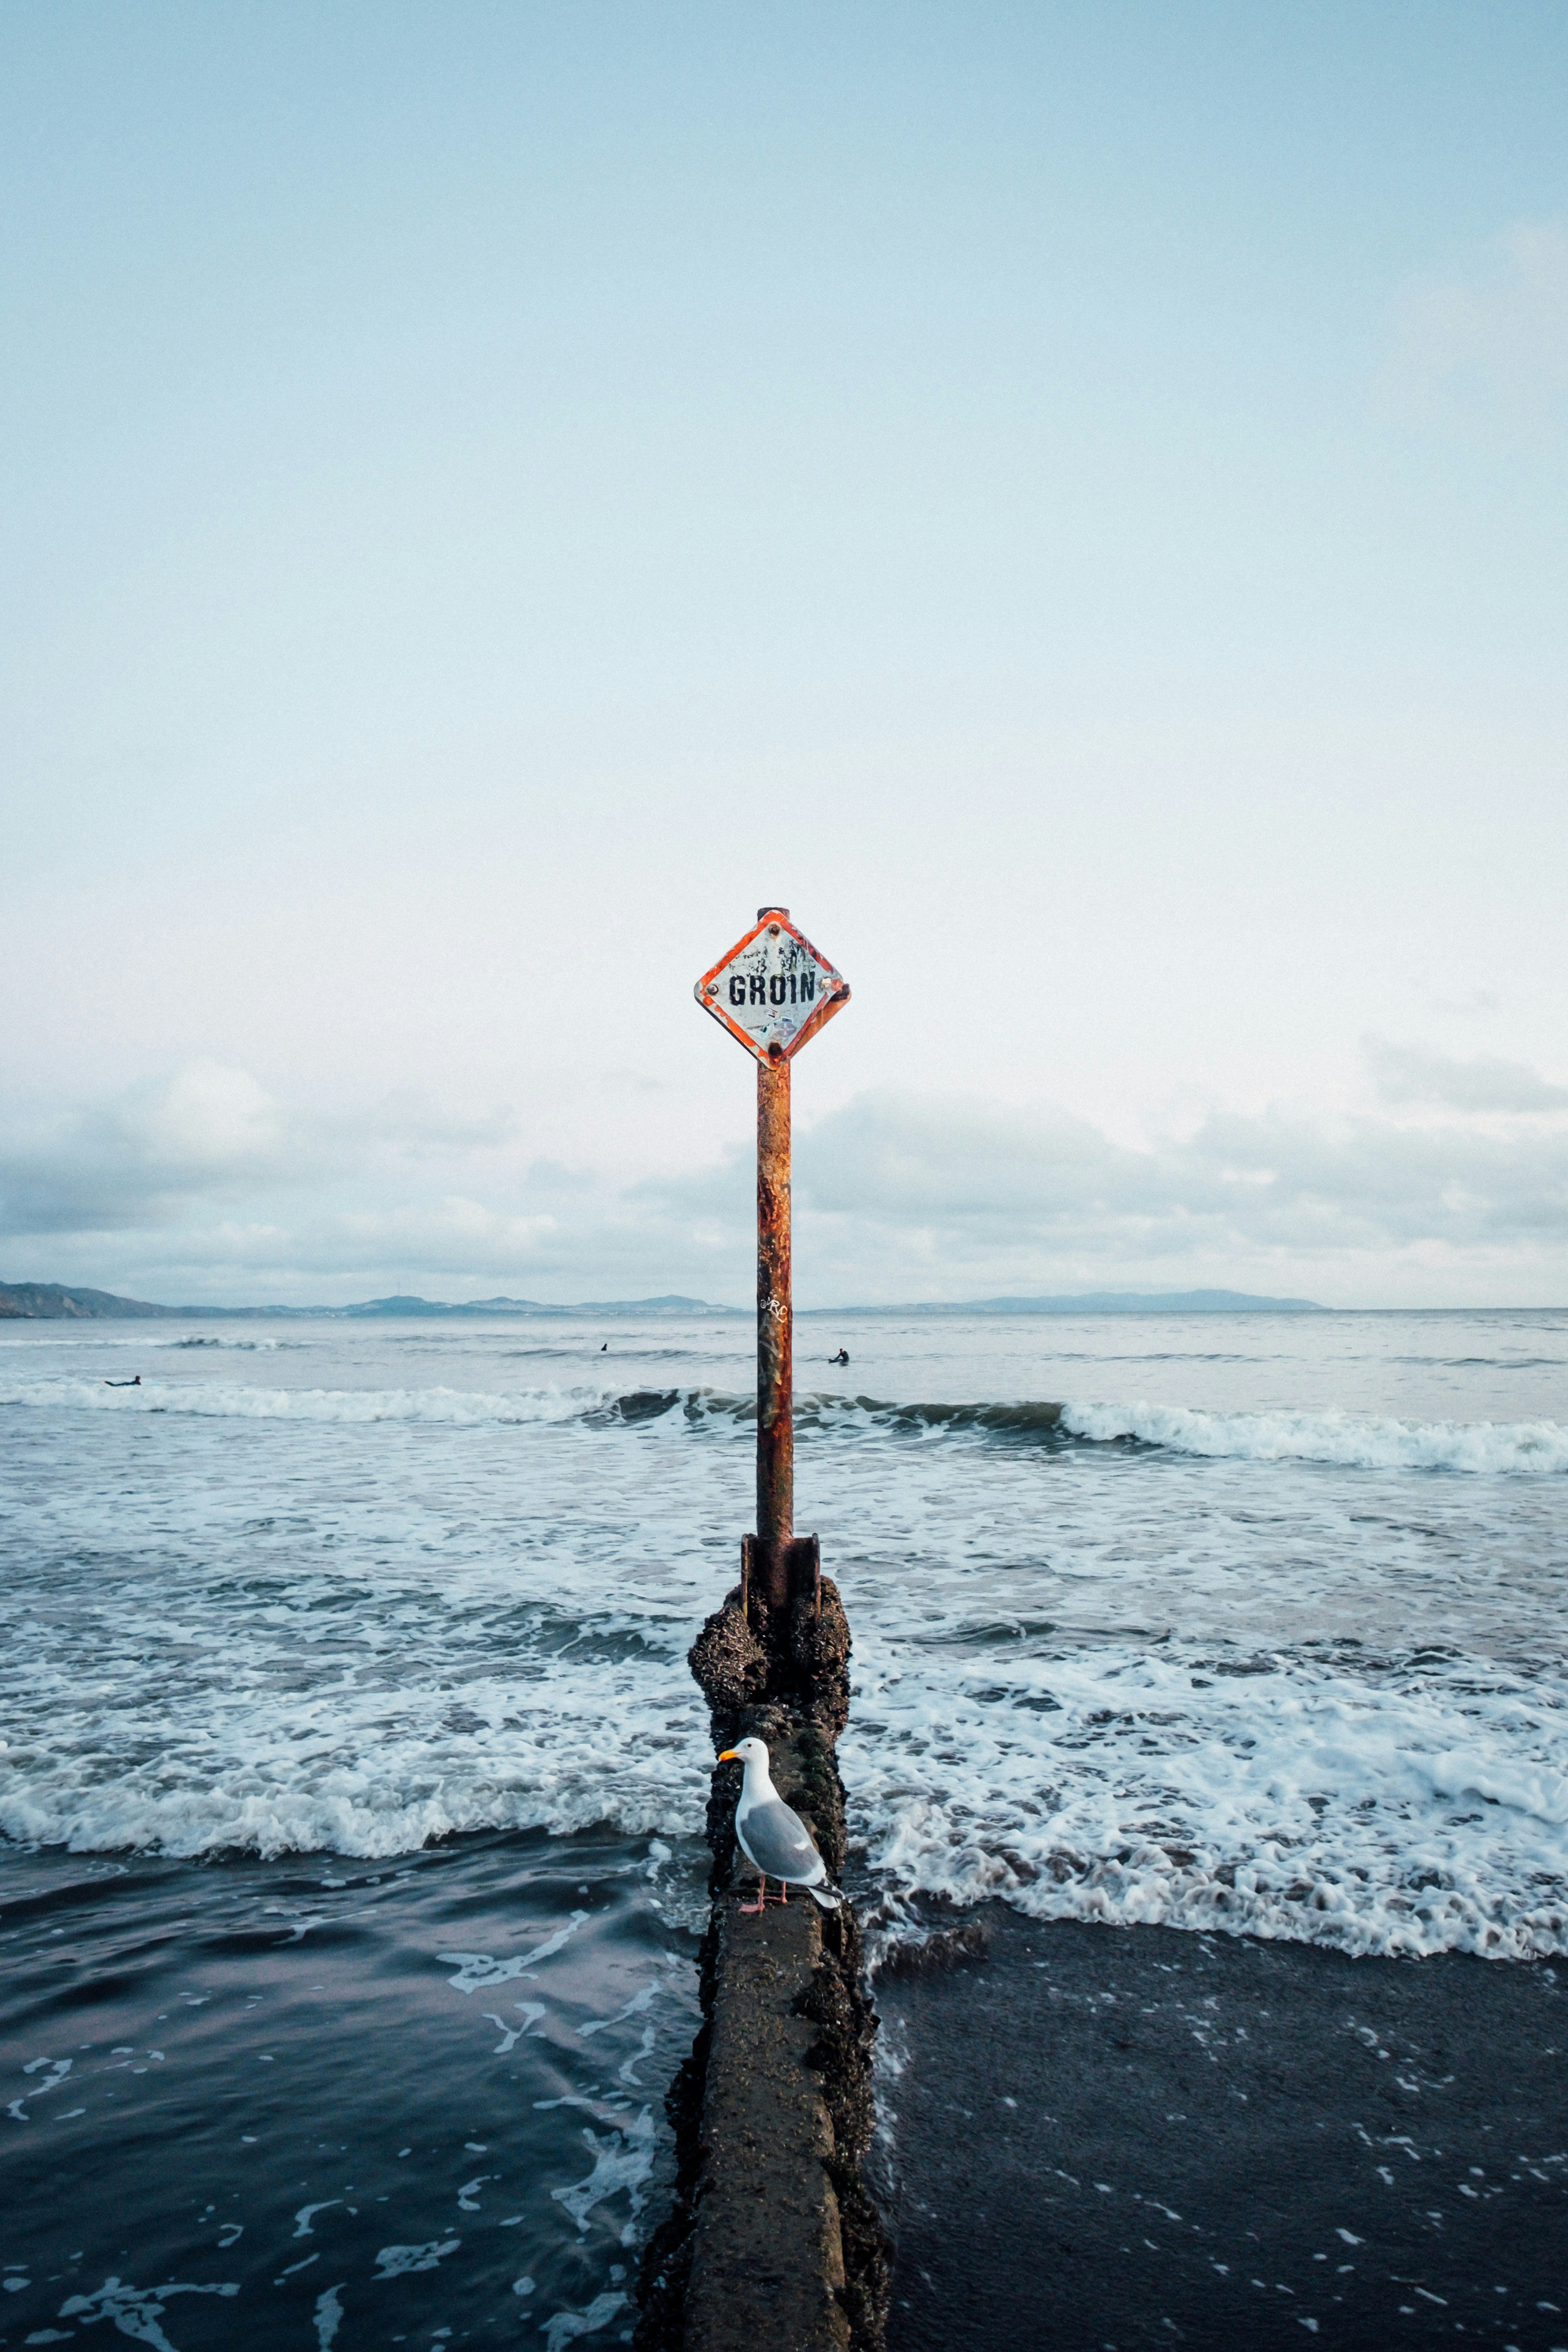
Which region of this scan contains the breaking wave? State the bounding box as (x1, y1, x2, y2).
(4, 1372, 1564, 1474)
(164, 1334, 299, 1350)
(1056, 1398, 1568, 1476)
(0, 1373, 625, 1425)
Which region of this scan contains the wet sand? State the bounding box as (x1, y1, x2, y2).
(876, 1910, 1567, 2352)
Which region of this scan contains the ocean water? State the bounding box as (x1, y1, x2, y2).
(1, 1307, 1565, 2345)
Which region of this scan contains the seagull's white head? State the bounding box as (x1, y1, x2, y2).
(717, 1735, 769, 1768)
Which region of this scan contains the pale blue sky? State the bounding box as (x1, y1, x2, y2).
(4, 4, 1566, 1304)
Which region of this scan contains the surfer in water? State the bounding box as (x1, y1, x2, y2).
(830, 1348, 849, 1367)
(104, 1374, 141, 1387)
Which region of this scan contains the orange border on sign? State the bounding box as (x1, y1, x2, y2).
(693, 913, 850, 1063)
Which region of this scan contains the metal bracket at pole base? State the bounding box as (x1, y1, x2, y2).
(740, 1530, 821, 1621)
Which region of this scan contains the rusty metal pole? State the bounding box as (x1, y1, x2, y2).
(756, 1042, 793, 1609)
(755, 907, 793, 1612)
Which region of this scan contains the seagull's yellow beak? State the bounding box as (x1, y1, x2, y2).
(717, 1749, 739, 1762)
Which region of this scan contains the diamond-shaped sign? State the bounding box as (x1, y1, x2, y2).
(694, 910, 850, 1063)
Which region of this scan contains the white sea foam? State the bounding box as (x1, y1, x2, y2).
(553, 2107, 656, 2239)
(372, 2241, 461, 2278)
(846, 1638, 1568, 1962)
(1059, 1398, 1568, 1475)
(0, 1374, 620, 1426)
(0, 1330, 301, 1350)
(542, 2289, 629, 2352)
(0, 1641, 710, 1860)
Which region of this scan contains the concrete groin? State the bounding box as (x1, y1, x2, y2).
(635, 1571, 888, 2352)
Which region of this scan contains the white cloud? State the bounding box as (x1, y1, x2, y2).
(0, 1063, 516, 1243)
(1380, 219, 1568, 432)
(118, 1061, 286, 1168)
(1365, 1037, 1568, 1116)
(0, 1064, 305, 1235)
(774, 1086, 1568, 1278)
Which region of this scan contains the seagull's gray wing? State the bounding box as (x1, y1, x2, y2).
(737, 1797, 824, 1883)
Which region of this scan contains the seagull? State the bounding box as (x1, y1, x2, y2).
(717, 1735, 844, 1914)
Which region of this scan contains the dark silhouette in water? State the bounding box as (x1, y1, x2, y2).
(104, 1374, 141, 1386)
(601, 1342, 608, 1352)
(830, 1348, 849, 1367)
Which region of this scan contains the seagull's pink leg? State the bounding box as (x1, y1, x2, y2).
(740, 1873, 767, 1915)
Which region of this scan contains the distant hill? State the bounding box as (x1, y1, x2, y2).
(815, 1289, 1325, 1316)
(0, 1280, 741, 1320)
(0, 1280, 177, 1319)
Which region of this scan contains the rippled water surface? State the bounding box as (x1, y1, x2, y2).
(2, 1305, 1565, 2344)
